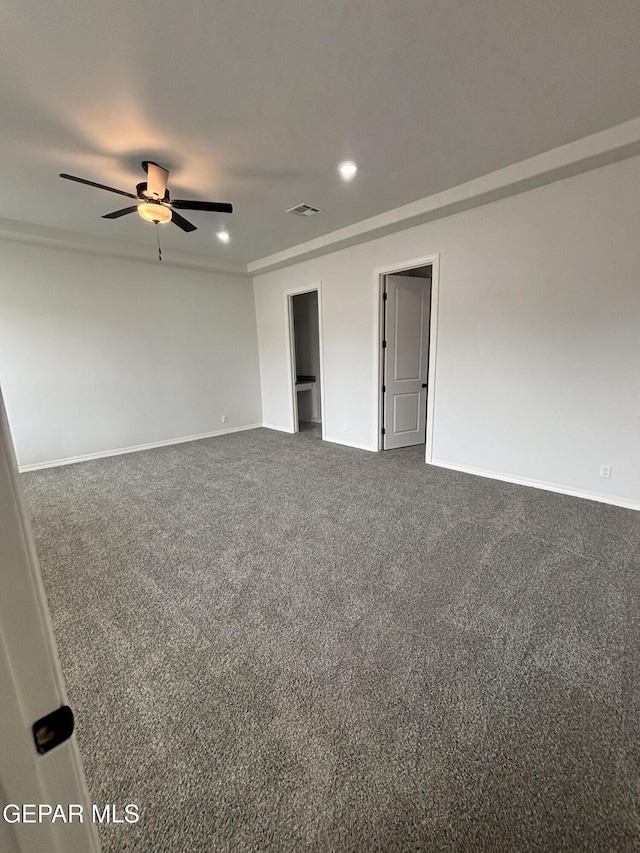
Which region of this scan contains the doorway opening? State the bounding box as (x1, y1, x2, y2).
(377, 257, 438, 458)
(288, 288, 323, 438)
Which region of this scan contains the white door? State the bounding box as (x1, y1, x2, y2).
(383, 274, 431, 449)
(0, 386, 101, 853)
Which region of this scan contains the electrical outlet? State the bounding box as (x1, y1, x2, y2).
(599, 464, 612, 478)
(221, 415, 228, 424)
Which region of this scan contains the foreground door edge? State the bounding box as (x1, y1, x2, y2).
(0, 385, 101, 853)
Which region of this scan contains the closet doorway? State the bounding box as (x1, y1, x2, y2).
(287, 286, 324, 439)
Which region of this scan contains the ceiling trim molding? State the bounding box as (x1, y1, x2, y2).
(0, 217, 249, 277)
(3, 117, 640, 280)
(248, 116, 640, 276)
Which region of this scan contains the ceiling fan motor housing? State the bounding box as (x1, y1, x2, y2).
(136, 182, 170, 203)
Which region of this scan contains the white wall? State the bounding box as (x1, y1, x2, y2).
(0, 241, 262, 467)
(254, 155, 640, 507)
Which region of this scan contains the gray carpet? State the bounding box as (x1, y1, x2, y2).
(23, 428, 640, 852)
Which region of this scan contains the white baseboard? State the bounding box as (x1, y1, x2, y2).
(262, 422, 374, 451)
(429, 459, 640, 511)
(261, 423, 295, 433)
(322, 435, 376, 452)
(22, 430, 636, 510)
(263, 425, 374, 451)
(19, 424, 263, 472)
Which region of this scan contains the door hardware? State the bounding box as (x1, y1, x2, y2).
(33, 705, 74, 755)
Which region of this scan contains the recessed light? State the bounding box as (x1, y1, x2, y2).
(216, 231, 230, 242)
(338, 160, 358, 180)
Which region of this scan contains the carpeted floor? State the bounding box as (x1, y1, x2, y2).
(23, 428, 640, 852)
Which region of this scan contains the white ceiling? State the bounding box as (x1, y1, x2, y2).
(2, 0, 640, 266)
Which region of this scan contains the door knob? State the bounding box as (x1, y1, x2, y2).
(421, 383, 427, 388)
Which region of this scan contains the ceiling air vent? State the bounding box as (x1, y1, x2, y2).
(287, 202, 322, 216)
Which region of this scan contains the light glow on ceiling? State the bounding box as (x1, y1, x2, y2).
(217, 230, 230, 242)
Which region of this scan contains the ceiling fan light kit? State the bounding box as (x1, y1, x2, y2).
(137, 203, 172, 224)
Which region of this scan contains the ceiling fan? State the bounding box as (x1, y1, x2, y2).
(59, 161, 232, 233)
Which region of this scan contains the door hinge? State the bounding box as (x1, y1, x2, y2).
(33, 705, 74, 755)
(382, 340, 387, 348)
(381, 427, 386, 435)
(383, 292, 388, 301)
(382, 385, 386, 393)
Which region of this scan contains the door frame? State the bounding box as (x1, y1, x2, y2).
(373, 253, 440, 460)
(284, 281, 326, 437)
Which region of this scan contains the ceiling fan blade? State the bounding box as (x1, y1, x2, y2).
(143, 161, 169, 200)
(171, 200, 233, 213)
(60, 174, 137, 199)
(102, 206, 139, 219)
(170, 210, 197, 232)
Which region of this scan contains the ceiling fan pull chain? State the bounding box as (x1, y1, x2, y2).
(156, 222, 162, 262)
